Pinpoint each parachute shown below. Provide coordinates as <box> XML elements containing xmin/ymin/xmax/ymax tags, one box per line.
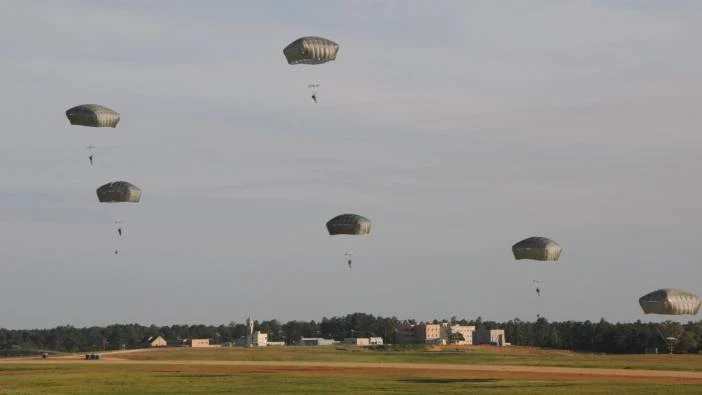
<box><xmin>66</xmin><ymin>104</ymin><xmax>120</xmax><ymax>128</ymax></box>
<box><xmin>96</xmin><ymin>181</ymin><xmax>141</xmax><ymax>203</ymax></box>
<box><xmin>283</xmin><ymin>37</ymin><xmax>339</xmax><ymax>65</ymax></box>
<box><xmin>512</xmin><ymin>237</ymin><xmax>562</xmax><ymax>261</ymax></box>
<box><xmin>512</xmin><ymin>237</ymin><xmax>561</xmax><ymax>319</ymax></box>
<box><xmin>639</xmin><ymin>288</ymin><xmax>701</xmax><ymax>315</ymax></box>
<box><xmin>326</xmin><ymin>214</ymin><xmax>370</xmax><ymax>269</ymax></box>
<box><xmin>96</xmin><ymin>182</ymin><xmax>140</xmax><ymax>255</ymax></box>
<box><xmin>326</xmin><ymin>214</ymin><xmax>371</xmax><ymax>236</ymax></box>
<box><xmin>638</xmin><ymin>288</ymin><xmax>700</xmax><ymax>354</ymax></box>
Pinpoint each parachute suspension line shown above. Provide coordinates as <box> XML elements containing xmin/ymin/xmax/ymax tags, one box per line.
<box><xmin>653</xmin><ymin>326</ymin><xmax>677</xmax><ymax>355</ymax></box>
<box><xmin>533</xmin><ymin>280</ymin><xmax>543</xmax><ymax>320</ymax></box>
<box><xmin>653</xmin><ymin>326</ymin><xmax>668</xmax><ymax>349</ymax></box>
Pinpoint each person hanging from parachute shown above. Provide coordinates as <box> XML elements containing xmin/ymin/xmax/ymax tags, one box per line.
<box><xmin>326</xmin><ymin>214</ymin><xmax>370</xmax><ymax>270</ymax></box>
<box><xmin>96</xmin><ymin>181</ymin><xmax>141</xmax><ymax>255</ymax></box>
<box><xmin>115</xmin><ymin>220</ymin><xmax>124</xmax><ymax>237</ymax></box>
<box><xmin>309</xmin><ymin>84</ymin><xmax>320</xmax><ymax>104</ymax></box>
<box><xmin>513</xmin><ymin>238</ymin><xmax>561</xmax><ymax>319</ymax></box>
<box><xmin>639</xmin><ymin>288</ymin><xmax>701</xmax><ymax>354</ymax></box>
<box><xmin>87</xmin><ymin>145</ymin><xmax>96</xmax><ymax>167</ymax></box>
<box><xmin>533</xmin><ymin>280</ymin><xmax>542</xmax><ymax>297</ymax></box>
<box><xmin>66</xmin><ymin>104</ymin><xmax>120</xmax><ymax>166</ymax></box>
<box><xmin>283</xmin><ymin>37</ymin><xmax>338</xmax><ymax>102</ymax></box>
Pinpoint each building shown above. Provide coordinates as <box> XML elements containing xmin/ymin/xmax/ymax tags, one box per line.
<box><xmin>449</xmin><ymin>325</ymin><xmax>476</xmax><ymax>345</ymax></box>
<box><xmin>234</xmin><ymin>317</ymin><xmax>269</xmax><ymax>347</ymax></box>
<box><xmin>395</xmin><ymin>320</ymin><xmax>508</xmax><ymax>346</ymax></box>
<box><xmin>343</xmin><ymin>338</ymin><xmax>370</xmax><ymax>346</ymax></box>
<box><xmin>395</xmin><ymin>322</ymin><xmax>417</xmax><ymax>344</ymax></box>
<box><xmin>139</xmin><ymin>336</ymin><xmax>167</xmax><ymax>348</ymax></box>
<box><xmin>415</xmin><ymin>323</ymin><xmax>444</xmax><ymax>344</ymax></box>
<box><xmin>167</xmin><ymin>339</ymin><xmax>187</xmax><ymax>347</ymax></box>
<box><xmin>252</xmin><ymin>331</ymin><xmax>268</xmax><ymax>347</ymax></box>
<box><xmin>475</xmin><ymin>328</ymin><xmax>506</xmax><ymax>346</ymax></box>
<box><xmin>298</xmin><ymin>337</ymin><xmax>336</xmax><ymax>346</ymax></box>
<box><xmin>395</xmin><ymin>321</ymin><xmax>485</xmax><ymax>346</ymax></box>
<box><xmin>187</xmin><ymin>339</ymin><xmax>211</xmax><ymax>348</ymax></box>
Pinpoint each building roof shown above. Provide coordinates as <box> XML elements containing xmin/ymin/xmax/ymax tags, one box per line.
<box><xmin>139</xmin><ymin>335</ymin><xmax>164</xmax><ymax>343</ymax></box>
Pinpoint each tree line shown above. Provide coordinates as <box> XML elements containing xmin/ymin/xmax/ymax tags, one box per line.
<box><xmin>1</xmin><ymin>313</ymin><xmax>700</xmax><ymax>354</ymax></box>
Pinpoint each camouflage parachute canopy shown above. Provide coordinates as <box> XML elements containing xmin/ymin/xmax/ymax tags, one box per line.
<box><xmin>512</xmin><ymin>237</ymin><xmax>562</xmax><ymax>261</ymax></box>
<box><xmin>284</xmin><ymin>36</ymin><xmax>339</xmax><ymax>65</ymax></box>
<box><xmin>639</xmin><ymin>288</ymin><xmax>701</xmax><ymax>315</ymax></box>
<box><xmin>326</xmin><ymin>214</ymin><xmax>371</xmax><ymax>236</ymax></box>
<box><xmin>96</xmin><ymin>181</ymin><xmax>141</xmax><ymax>203</ymax></box>
<box><xmin>66</xmin><ymin>104</ymin><xmax>120</xmax><ymax>128</ymax></box>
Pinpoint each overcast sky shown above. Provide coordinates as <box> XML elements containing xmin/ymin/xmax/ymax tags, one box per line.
<box><xmin>1</xmin><ymin>1</ymin><xmax>701</xmax><ymax>329</ymax></box>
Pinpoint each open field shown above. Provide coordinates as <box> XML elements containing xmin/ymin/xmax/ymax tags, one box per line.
<box><xmin>116</xmin><ymin>345</ymin><xmax>702</xmax><ymax>372</ymax></box>
<box><xmin>3</xmin><ymin>346</ymin><xmax>702</xmax><ymax>393</ymax></box>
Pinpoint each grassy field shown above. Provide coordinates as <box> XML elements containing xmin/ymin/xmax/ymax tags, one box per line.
<box><xmin>2</xmin><ymin>346</ymin><xmax>702</xmax><ymax>393</ymax></box>
<box><xmin>119</xmin><ymin>345</ymin><xmax>702</xmax><ymax>372</ymax></box>
<box><xmin>1</xmin><ymin>363</ymin><xmax>701</xmax><ymax>394</ymax></box>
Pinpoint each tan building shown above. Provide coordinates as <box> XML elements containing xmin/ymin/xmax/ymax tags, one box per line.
<box><xmin>187</xmin><ymin>339</ymin><xmax>210</xmax><ymax>348</ymax></box>
<box><xmin>449</xmin><ymin>325</ymin><xmax>476</xmax><ymax>345</ymax></box>
<box><xmin>475</xmin><ymin>328</ymin><xmax>506</xmax><ymax>346</ymax></box>
<box><xmin>140</xmin><ymin>336</ymin><xmax>167</xmax><ymax>348</ymax></box>
<box><xmin>397</xmin><ymin>321</ymin><xmax>499</xmax><ymax>346</ymax></box>
<box><xmin>415</xmin><ymin>323</ymin><xmax>443</xmax><ymax>343</ymax></box>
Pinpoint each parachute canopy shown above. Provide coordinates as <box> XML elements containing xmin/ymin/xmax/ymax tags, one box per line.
<box><xmin>512</xmin><ymin>237</ymin><xmax>562</xmax><ymax>261</ymax></box>
<box><xmin>326</xmin><ymin>214</ymin><xmax>371</xmax><ymax>236</ymax></box>
<box><xmin>96</xmin><ymin>181</ymin><xmax>142</xmax><ymax>203</ymax></box>
<box><xmin>639</xmin><ymin>288</ymin><xmax>701</xmax><ymax>315</ymax></box>
<box><xmin>284</xmin><ymin>37</ymin><xmax>339</xmax><ymax>65</ymax></box>
<box><xmin>66</xmin><ymin>104</ymin><xmax>120</xmax><ymax>128</ymax></box>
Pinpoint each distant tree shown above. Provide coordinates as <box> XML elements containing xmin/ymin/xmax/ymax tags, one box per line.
<box><xmin>449</xmin><ymin>332</ymin><xmax>465</xmax><ymax>344</ymax></box>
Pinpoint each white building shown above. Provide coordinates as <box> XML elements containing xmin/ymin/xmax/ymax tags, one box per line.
<box><xmin>252</xmin><ymin>331</ymin><xmax>268</xmax><ymax>347</ymax></box>
<box><xmin>234</xmin><ymin>317</ymin><xmax>269</xmax><ymax>347</ymax></box>
<box><xmin>475</xmin><ymin>328</ymin><xmax>507</xmax><ymax>346</ymax></box>
<box><xmin>298</xmin><ymin>337</ymin><xmax>336</xmax><ymax>346</ymax></box>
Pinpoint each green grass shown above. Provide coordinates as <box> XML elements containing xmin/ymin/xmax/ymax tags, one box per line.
<box><xmin>0</xmin><ymin>363</ymin><xmax>700</xmax><ymax>394</ymax></box>
<box><xmin>3</xmin><ymin>347</ymin><xmax>702</xmax><ymax>393</ymax></box>
<box><xmin>120</xmin><ymin>346</ymin><xmax>702</xmax><ymax>372</ymax></box>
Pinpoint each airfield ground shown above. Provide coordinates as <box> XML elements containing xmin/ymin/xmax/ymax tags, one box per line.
<box><xmin>2</xmin><ymin>345</ymin><xmax>702</xmax><ymax>393</ymax></box>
